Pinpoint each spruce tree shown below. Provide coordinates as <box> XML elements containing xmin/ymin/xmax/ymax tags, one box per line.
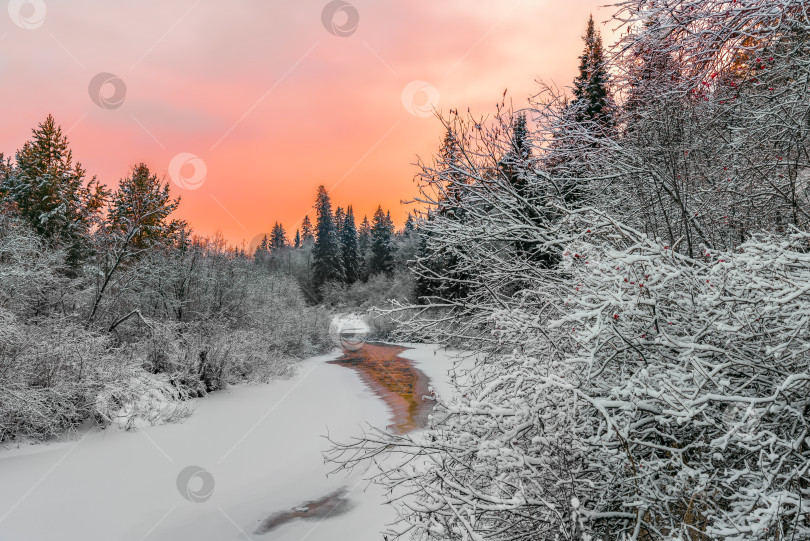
<box><xmin>572</xmin><ymin>15</ymin><xmax>613</xmax><ymax>131</ymax></box>
<box><xmin>403</xmin><ymin>213</ymin><xmax>416</xmax><ymax>234</ymax></box>
<box><xmin>424</xmin><ymin>128</ymin><xmax>472</xmax><ymax>296</ymax></box>
<box><xmin>499</xmin><ymin>114</ymin><xmax>533</xmax><ymax>196</ymax></box>
<box><xmin>546</xmin><ymin>16</ymin><xmax>614</xmax><ymax>208</ymax></box>
<box><xmin>333</xmin><ymin>206</ymin><xmax>345</xmax><ymax>264</ymax></box>
<box><xmin>334</xmin><ymin>206</ymin><xmax>345</xmax><ymax>234</ymax></box>
<box><xmin>439</xmin><ymin>127</ymin><xmax>465</xmax><ymax>216</ymax></box>
<box><xmin>294</xmin><ymin>229</ymin><xmax>301</xmax><ymax>248</ymax></box>
<box><xmin>358</xmin><ymin>215</ymin><xmax>371</xmax><ymax>254</ymax></box>
<box><xmin>357</xmin><ymin>215</ymin><xmax>372</xmax><ymax>280</ymax></box>
<box><xmin>369</xmin><ymin>206</ymin><xmax>394</xmax><ymax>275</ymax></box>
<box><xmin>341</xmin><ymin>205</ymin><xmax>360</xmax><ymax>284</ymax></box>
<box><xmin>300</xmin><ymin>215</ymin><xmax>314</xmax><ymax>244</ymax></box>
<box><xmin>108</xmin><ymin>163</ymin><xmax>183</xmax><ymax>251</ymax></box>
<box><xmin>312</xmin><ymin>185</ymin><xmax>343</xmax><ymax>289</ymax></box>
<box><xmin>497</xmin><ymin>115</ymin><xmax>557</xmax><ymax>266</ymax></box>
<box><xmin>1</xmin><ymin>115</ymin><xmax>107</xmax><ymax>265</ymax></box>
<box><xmin>385</xmin><ymin>211</ymin><xmax>395</xmax><ymax>243</ymax></box>
<box><xmin>270</xmin><ymin>222</ymin><xmax>287</xmax><ymax>249</ymax></box>
<box><xmin>254</xmin><ymin>235</ymin><xmax>270</xmax><ymax>262</ymax></box>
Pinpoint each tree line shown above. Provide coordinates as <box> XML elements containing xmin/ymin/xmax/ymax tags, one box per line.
<box><xmin>251</xmin><ymin>184</ymin><xmax>418</xmax><ymax>303</ymax></box>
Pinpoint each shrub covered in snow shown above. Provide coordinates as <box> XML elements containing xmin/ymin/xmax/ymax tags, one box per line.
<box><xmin>334</xmin><ymin>215</ymin><xmax>810</xmax><ymax>540</ymax></box>
<box><xmin>0</xmin><ymin>208</ymin><xmax>331</xmax><ymax>443</ymax></box>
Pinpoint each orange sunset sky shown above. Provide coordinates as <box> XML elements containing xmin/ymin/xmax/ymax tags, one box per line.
<box><xmin>1</xmin><ymin>0</ymin><xmax>618</xmax><ymax>246</ymax></box>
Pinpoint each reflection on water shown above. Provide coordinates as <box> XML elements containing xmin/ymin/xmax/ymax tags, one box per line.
<box><xmin>329</xmin><ymin>343</ymin><xmax>434</xmax><ymax>434</ymax></box>
<box><xmin>253</xmin><ymin>487</ymin><xmax>353</xmax><ymax>535</ymax></box>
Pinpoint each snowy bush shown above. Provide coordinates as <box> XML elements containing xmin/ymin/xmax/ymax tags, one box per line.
<box><xmin>551</xmin><ymin>217</ymin><xmax>810</xmax><ymax>539</ymax></box>
<box><xmin>94</xmin><ymin>372</ymin><xmax>192</xmax><ymax>430</ymax></box>
<box><xmin>0</xmin><ymin>309</ymin><xmax>191</xmax><ymax>441</ymax></box>
<box><xmin>0</xmin><ymin>205</ymin><xmax>332</xmax><ymax>442</ymax></box>
<box><xmin>334</xmin><ymin>215</ymin><xmax>810</xmax><ymax>540</ymax></box>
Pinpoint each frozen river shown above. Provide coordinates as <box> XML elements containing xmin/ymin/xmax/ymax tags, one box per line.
<box><xmin>0</xmin><ymin>343</ymin><xmax>460</xmax><ymax>541</ymax></box>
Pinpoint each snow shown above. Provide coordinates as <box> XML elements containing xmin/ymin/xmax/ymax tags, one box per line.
<box><xmin>395</xmin><ymin>342</ymin><xmax>475</xmax><ymax>401</ymax></box>
<box><xmin>0</xmin><ymin>344</ymin><xmax>462</xmax><ymax>541</ymax></box>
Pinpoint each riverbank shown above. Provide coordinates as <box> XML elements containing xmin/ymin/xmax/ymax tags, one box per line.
<box><xmin>0</xmin><ymin>344</ymin><xmax>462</xmax><ymax>541</ymax></box>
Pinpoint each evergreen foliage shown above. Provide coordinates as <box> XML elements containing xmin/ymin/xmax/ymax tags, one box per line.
<box><xmin>108</xmin><ymin>163</ymin><xmax>184</xmax><ymax>251</ymax></box>
<box><xmin>300</xmin><ymin>215</ymin><xmax>314</xmax><ymax>244</ymax></box>
<box><xmin>312</xmin><ymin>185</ymin><xmax>344</xmax><ymax>289</ymax></box>
<box><xmin>0</xmin><ymin>115</ymin><xmax>107</xmax><ymax>266</ymax></box>
<box><xmin>571</xmin><ymin>15</ymin><xmax>613</xmax><ymax>131</ymax></box>
<box><xmin>369</xmin><ymin>206</ymin><xmax>395</xmax><ymax>275</ymax></box>
<box><xmin>270</xmin><ymin>222</ymin><xmax>287</xmax><ymax>250</ymax></box>
<box><xmin>341</xmin><ymin>205</ymin><xmax>360</xmax><ymax>284</ymax></box>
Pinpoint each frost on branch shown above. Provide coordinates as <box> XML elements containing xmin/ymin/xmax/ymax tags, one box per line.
<box><xmin>554</xmin><ymin>217</ymin><xmax>810</xmax><ymax>539</ymax></box>
<box><xmin>335</xmin><ymin>214</ymin><xmax>810</xmax><ymax>541</ymax></box>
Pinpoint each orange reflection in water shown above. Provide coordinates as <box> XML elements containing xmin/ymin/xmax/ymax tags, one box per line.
<box><xmin>329</xmin><ymin>343</ymin><xmax>433</xmax><ymax>434</ymax></box>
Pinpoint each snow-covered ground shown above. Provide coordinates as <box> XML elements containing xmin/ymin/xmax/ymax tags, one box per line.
<box><xmin>0</xmin><ymin>344</ymin><xmax>463</xmax><ymax>541</ymax></box>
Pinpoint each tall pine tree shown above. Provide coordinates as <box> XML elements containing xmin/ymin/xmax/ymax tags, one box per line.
<box><xmin>334</xmin><ymin>206</ymin><xmax>345</xmax><ymax>235</ymax></box>
<box><xmin>571</xmin><ymin>15</ymin><xmax>613</xmax><ymax>131</ymax></box>
<box><xmin>255</xmin><ymin>235</ymin><xmax>270</xmax><ymax>261</ymax></box>
<box><xmin>312</xmin><ymin>185</ymin><xmax>343</xmax><ymax>289</ymax></box>
<box><xmin>270</xmin><ymin>222</ymin><xmax>287</xmax><ymax>249</ymax></box>
<box><xmin>357</xmin><ymin>215</ymin><xmax>372</xmax><ymax>280</ymax></box>
<box><xmin>301</xmin><ymin>215</ymin><xmax>315</xmax><ymax>245</ymax></box>
<box><xmin>403</xmin><ymin>213</ymin><xmax>416</xmax><ymax>234</ymax></box>
<box><xmin>341</xmin><ymin>205</ymin><xmax>360</xmax><ymax>284</ymax></box>
<box><xmin>369</xmin><ymin>206</ymin><xmax>395</xmax><ymax>275</ymax></box>
<box><xmin>439</xmin><ymin>127</ymin><xmax>465</xmax><ymax>217</ymax></box>
<box><xmin>1</xmin><ymin>115</ymin><xmax>107</xmax><ymax>265</ymax></box>
<box><xmin>358</xmin><ymin>215</ymin><xmax>371</xmax><ymax>254</ymax></box>
<box><xmin>499</xmin><ymin>114</ymin><xmax>532</xmax><ymax>193</ymax></box>
<box><xmin>108</xmin><ymin>163</ymin><xmax>183</xmax><ymax>251</ymax></box>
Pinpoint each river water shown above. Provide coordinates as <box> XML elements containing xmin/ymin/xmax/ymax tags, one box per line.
<box><xmin>329</xmin><ymin>343</ymin><xmax>434</xmax><ymax>434</ymax></box>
